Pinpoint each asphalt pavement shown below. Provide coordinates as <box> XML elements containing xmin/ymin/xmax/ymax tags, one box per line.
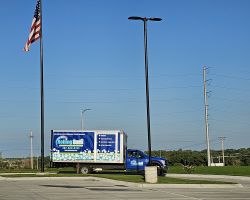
<box><xmin>0</xmin><ymin>175</ymin><xmax>249</xmax><ymax>200</ymax></box>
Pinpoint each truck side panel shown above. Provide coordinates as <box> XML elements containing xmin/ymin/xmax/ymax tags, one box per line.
<box><xmin>51</xmin><ymin>131</ymin><xmax>95</xmax><ymax>162</ymax></box>
<box><xmin>51</xmin><ymin>130</ymin><xmax>126</xmax><ymax>164</ymax></box>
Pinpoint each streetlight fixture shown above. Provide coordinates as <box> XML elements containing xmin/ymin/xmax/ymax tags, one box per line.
<box><xmin>81</xmin><ymin>108</ymin><xmax>91</xmax><ymax>130</ymax></box>
<box><xmin>128</xmin><ymin>16</ymin><xmax>162</xmax><ymax>166</ymax></box>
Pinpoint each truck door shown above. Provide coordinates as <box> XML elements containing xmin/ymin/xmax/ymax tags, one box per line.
<box><xmin>126</xmin><ymin>150</ymin><xmax>148</xmax><ymax>171</ymax></box>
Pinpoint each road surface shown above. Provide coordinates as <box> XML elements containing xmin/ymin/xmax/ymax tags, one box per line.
<box><xmin>0</xmin><ymin>176</ymin><xmax>249</xmax><ymax>200</ymax></box>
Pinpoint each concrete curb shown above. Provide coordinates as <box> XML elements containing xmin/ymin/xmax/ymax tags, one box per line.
<box><xmin>0</xmin><ymin>174</ymin><xmax>244</xmax><ymax>188</ymax></box>
<box><xmin>93</xmin><ymin>176</ymin><xmax>242</xmax><ymax>189</ymax></box>
<box><xmin>167</xmin><ymin>173</ymin><xmax>250</xmax><ymax>181</ymax></box>
<box><xmin>0</xmin><ymin>177</ymin><xmax>7</xmax><ymax>181</ymax></box>
<box><xmin>0</xmin><ymin>176</ymin><xmax>98</xmax><ymax>181</ymax></box>
<box><xmin>138</xmin><ymin>183</ymin><xmax>243</xmax><ymax>188</ymax></box>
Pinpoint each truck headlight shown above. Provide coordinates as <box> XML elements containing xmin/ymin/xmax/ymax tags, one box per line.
<box><xmin>160</xmin><ymin>160</ymin><xmax>165</xmax><ymax>166</ymax></box>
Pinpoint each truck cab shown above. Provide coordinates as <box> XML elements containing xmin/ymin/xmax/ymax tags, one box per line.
<box><xmin>126</xmin><ymin>149</ymin><xmax>168</xmax><ymax>176</ymax></box>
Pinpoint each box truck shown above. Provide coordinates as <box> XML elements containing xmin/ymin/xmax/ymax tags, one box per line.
<box><xmin>51</xmin><ymin>130</ymin><xmax>168</xmax><ymax>175</ymax></box>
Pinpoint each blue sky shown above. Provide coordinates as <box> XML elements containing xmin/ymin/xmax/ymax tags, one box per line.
<box><xmin>0</xmin><ymin>0</ymin><xmax>250</xmax><ymax>157</ymax></box>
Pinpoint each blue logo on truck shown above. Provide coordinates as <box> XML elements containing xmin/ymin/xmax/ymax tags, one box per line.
<box><xmin>55</xmin><ymin>136</ymin><xmax>84</xmax><ymax>147</ymax></box>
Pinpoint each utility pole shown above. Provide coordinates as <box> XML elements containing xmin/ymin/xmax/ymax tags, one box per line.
<box><xmin>219</xmin><ymin>136</ymin><xmax>226</xmax><ymax>165</ymax></box>
<box><xmin>203</xmin><ymin>66</ymin><xmax>211</xmax><ymax>166</ymax></box>
<box><xmin>30</xmin><ymin>131</ymin><xmax>34</xmax><ymax>169</ymax></box>
<box><xmin>37</xmin><ymin>156</ymin><xmax>39</xmax><ymax>170</ymax></box>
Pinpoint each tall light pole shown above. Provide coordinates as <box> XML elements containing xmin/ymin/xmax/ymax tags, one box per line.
<box><xmin>128</xmin><ymin>16</ymin><xmax>162</xmax><ymax>166</ymax></box>
<box><xmin>81</xmin><ymin>108</ymin><xmax>91</xmax><ymax>130</ymax></box>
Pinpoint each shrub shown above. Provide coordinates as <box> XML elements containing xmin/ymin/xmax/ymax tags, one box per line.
<box><xmin>183</xmin><ymin>165</ymin><xmax>195</xmax><ymax>174</ymax></box>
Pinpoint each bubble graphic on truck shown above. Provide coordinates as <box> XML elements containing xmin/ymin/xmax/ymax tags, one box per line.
<box><xmin>55</xmin><ymin>136</ymin><xmax>68</xmax><ymax>148</ymax></box>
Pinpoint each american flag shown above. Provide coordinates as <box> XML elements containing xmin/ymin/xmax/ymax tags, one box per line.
<box><xmin>24</xmin><ymin>0</ymin><xmax>41</xmax><ymax>51</ymax></box>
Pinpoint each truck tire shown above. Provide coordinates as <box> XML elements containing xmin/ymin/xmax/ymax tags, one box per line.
<box><xmin>80</xmin><ymin>166</ymin><xmax>91</xmax><ymax>174</ymax></box>
<box><xmin>152</xmin><ymin>163</ymin><xmax>164</xmax><ymax>176</ymax></box>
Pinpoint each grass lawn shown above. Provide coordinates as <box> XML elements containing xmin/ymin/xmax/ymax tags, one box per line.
<box><xmin>1</xmin><ymin>166</ymin><xmax>249</xmax><ymax>177</ymax></box>
<box><xmin>168</xmin><ymin>166</ymin><xmax>250</xmax><ymax>176</ymax></box>
<box><xmin>0</xmin><ymin>169</ymin><xmax>39</xmax><ymax>173</ymax></box>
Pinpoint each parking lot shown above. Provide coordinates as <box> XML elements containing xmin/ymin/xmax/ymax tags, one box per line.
<box><xmin>0</xmin><ymin>176</ymin><xmax>250</xmax><ymax>200</ymax></box>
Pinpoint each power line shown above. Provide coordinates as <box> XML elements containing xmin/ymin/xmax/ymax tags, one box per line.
<box><xmin>167</xmin><ymin>138</ymin><xmax>220</xmax><ymax>150</ymax></box>
<box><xmin>212</xmin><ymin>97</ymin><xmax>250</xmax><ymax>104</ymax></box>
<box><xmin>210</xmin><ymin>118</ymin><xmax>250</xmax><ymax>126</ymax></box>
<box><xmin>0</xmin><ymin>85</ymin><xmax>203</xmax><ymax>91</ymax></box>
<box><xmin>45</xmin><ymin>72</ymin><xmax>202</xmax><ymax>79</ymax></box>
<box><xmin>0</xmin><ymin>97</ymin><xmax>203</xmax><ymax>104</ymax></box>
<box><xmin>211</xmin><ymin>73</ymin><xmax>250</xmax><ymax>81</ymax></box>
<box><xmin>212</xmin><ymin>85</ymin><xmax>250</xmax><ymax>92</ymax></box>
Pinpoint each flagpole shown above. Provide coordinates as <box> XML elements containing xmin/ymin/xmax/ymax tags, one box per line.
<box><xmin>40</xmin><ymin>0</ymin><xmax>45</xmax><ymax>173</ymax></box>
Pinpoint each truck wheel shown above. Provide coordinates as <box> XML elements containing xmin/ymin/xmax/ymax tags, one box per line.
<box><xmin>152</xmin><ymin>163</ymin><xmax>164</xmax><ymax>176</ymax></box>
<box><xmin>80</xmin><ymin>166</ymin><xmax>90</xmax><ymax>174</ymax></box>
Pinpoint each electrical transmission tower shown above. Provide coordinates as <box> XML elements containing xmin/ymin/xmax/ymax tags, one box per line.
<box><xmin>203</xmin><ymin>66</ymin><xmax>211</xmax><ymax>166</ymax></box>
